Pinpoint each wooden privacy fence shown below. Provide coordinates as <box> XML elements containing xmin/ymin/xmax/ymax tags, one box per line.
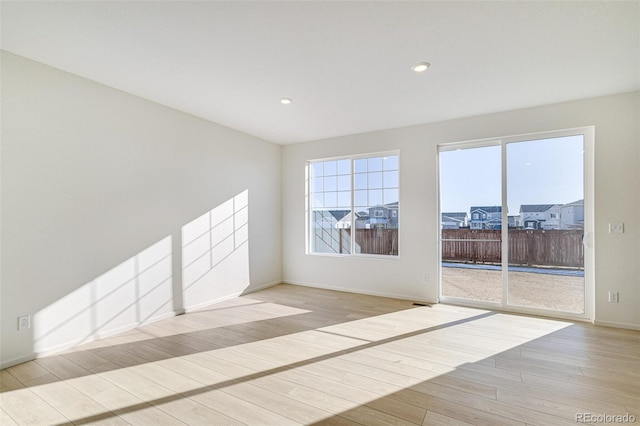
<box><xmin>354</xmin><ymin>228</ymin><xmax>398</xmax><ymax>255</ymax></box>
<box><xmin>319</xmin><ymin>229</ymin><xmax>398</xmax><ymax>255</ymax></box>
<box><xmin>313</xmin><ymin>228</ymin><xmax>398</xmax><ymax>255</ymax></box>
<box><xmin>441</xmin><ymin>229</ymin><xmax>584</xmax><ymax>267</ymax></box>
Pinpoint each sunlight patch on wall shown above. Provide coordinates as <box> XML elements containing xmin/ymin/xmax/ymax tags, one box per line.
<box><xmin>33</xmin><ymin>236</ymin><xmax>173</xmax><ymax>354</ymax></box>
<box><xmin>182</xmin><ymin>190</ymin><xmax>250</xmax><ymax>310</ymax></box>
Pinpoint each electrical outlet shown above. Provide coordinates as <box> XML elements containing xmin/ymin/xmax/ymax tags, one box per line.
<box><xmin>609</xmin><ymin>223</ymin><xmax>624</xmax><ymax>234</ymax></box>
<box><xmin>18</xmin><ymin>315</ymin><xmax>31</xmax><ymax>330</ymax></box>
<box><xmin>423</xmin><ymin>274</ymin><xmax>429</xmax><ymax>283</ymax></box>
<box><xmin>608</xmin><ymin>292</ymin><xmax>619</xmax><ymax>303</ymax></box>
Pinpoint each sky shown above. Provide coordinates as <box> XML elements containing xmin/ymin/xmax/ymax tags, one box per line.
<box><xmin>440</xmin><ymin>135</ymin><xmax>584</xmax><ymax>215</ymax></box>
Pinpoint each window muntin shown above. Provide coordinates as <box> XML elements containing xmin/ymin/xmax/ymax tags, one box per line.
<box><xmin>309</xmin><ymin>152</ymin><xmax>399</xmax><ymax>256</ymax></box>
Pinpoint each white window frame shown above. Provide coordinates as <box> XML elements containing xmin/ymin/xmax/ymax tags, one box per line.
<box><xmin>306</xmin><ymin>150</ymin><xmax>400</xmax><ymax>258</ymax></box>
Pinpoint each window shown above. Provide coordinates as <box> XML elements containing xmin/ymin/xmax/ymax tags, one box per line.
<box><xmin>308</xmin><ymin>152</ymin><xmax>399</xmax><ymax>256</ymax></box>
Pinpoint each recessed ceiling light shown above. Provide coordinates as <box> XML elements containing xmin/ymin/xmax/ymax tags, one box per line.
<box><xmin>412</xmin><ymin>62</ymin><xmax>431</xmax><ymax>73</ymax></box>
<box><xmin>280</xmin><ymin>98</ymin><xmax>292</xmax><ymax>105</ymax></box>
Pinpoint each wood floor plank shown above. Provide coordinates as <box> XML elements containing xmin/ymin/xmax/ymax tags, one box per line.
<box><xmin>28</xmin><ymin>379</ymin><xmax>115</xmax><ymax>423</ymax></box>
<box><xmin>423</xmin><ymin>410</ymin><xmax>474</xmax><ymax>426</ymax></box>
<box><xmin>4</xmin><ymin>361</ymin><xmax>50</xmax><ymax>384</ymax></box>
<box><xmin>0</xmin><ymin>388</ymin><xmax>67</xmax><ymax>425</ymax></box>
<box><xmin>0</xmin><ymin>407</ymin><xmax>19</xmax><ymax>426</ymax></box>
<box><xmin>414</xmin><ymin>394</ymin><xmax>526</xmax><ymax>426</ymax></box>
<box><xmin>64</xmin><ymin>373</ymin><xmax>185</xmax><ymax>425</ymax></box>
<box><xmin>190</xmin><ymin>387</ymin><xmax>301</xmax><ymax>426</ymax></box>
<box><xmin>275</xmin><ymin>365</ymin><xmax>427</xmax><ymax>423</ymax></box>
<box><xmin>0</xmin><ymin>370</ymin><xmax>25</xmax><ymax>392</ymax></box>
<box><xmin>222</xmin><ymin>381</ymin><xmax>336</xmax><ymax>425</ymax></box>
<box><xmin>254</xmin><ymin>373</ymin><xmax>427</xmax><ymax>425</ymax></box>
<box><xmin>445</xmin><ymin>365</ymin><xmax>631</xmax><ymax>415</ymax></box>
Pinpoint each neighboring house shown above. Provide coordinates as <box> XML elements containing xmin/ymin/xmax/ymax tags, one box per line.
<box><xmin>334</xmin><ymin>203</ymin><xmax>398</xmax><ymax>229</ymax></box>
<box><xmin>441</xmin><ymin>212</ymin><xmax>469</xmax><ymax>229</ymax></box>
<box><xmin>469</xmin><ymin>206</ymin><xmax>502</xmax><ymax>229</ymax></box>
<box><xmin>335</xmin><ymin>211</ymin><xmax>371</xmax><ymax>229</ymax></box>
<box><xmin>367</xmin><ymin>202</ymin><xmax>399</xmax><ymax>229</ymax></box>
<box><xmin>508</xmin><ymin>215</ymin><xmax>519</xmax><ymax>228</ymax></box>
<box><xmin>560</xmin><ymin>199</ymin><xmax>584</xmax><ymax>229</ymax></box>
<box><xmin>519</xmin><ymin>204</ymin><xmax>561</xmax><ymax>229</ymax></box>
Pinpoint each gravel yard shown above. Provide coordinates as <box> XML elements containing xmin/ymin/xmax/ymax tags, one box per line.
<box><xmin>442</xmin><ymin>266</ymin><xmax>585</xmax><ymax>313</ymax></box>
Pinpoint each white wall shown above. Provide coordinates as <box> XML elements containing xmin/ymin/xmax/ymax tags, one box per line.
<box><xmin>1</xmin><ymin>52</ymin><xmax>282</xmax><ymax>367</ymax></box>
<box><xmin>282</xmin><ymin>91</ymin><xmax>640</xmax><ymax>329</ymax></box>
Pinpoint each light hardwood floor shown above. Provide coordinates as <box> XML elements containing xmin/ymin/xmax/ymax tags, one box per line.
<box><xmin>1</xmin><ymin>284</ymin><xmax>639</xmax><ymax>425</ymax></box>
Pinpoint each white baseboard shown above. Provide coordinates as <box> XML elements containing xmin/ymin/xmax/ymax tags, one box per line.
<box><xmin>184</xmin><ymin>281</ymin><xmax>283</xmax><ymax>313</ymax></box>
<box><xmin>1</xmin><ymin>354</ymin><xmax>37</xmax><ymax>370</ymax></box>
<box><xmin>183</xmin><ymin>292</ymin><xmax>244</xmax><ymax>313</ymax></box>
<box><xmin>594</xmin><ymin>320</ymin><xmax>640</xmax><ymax>331</ymax></box>
<box><xmin>284</xmin><ymin>279</ymin><xmax>437</xmax><ymax>304</ymax></box>
<box><xmin>0</xmin><ymin>309</ymin><xmax>181</xmax><ymax>370</ymax></box>
<box><xmin>241</xmin><ymin>280</ymin><xmax>282</xmax><ymax>295</ymax></box>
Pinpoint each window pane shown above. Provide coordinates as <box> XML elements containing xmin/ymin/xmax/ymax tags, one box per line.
<box><xmin>311</xmin><ymin>177</ymin><xmax>324</xmax><ymax>192</ymax></box>
<box><xmin>368</xmin><ymin>189</ymin><xmax>383</xmax><ymax>206</ymax></box>
<box><xmin>368</xmin><ymin>172</ymin><xmax>383</xmax><ymax>189</ymax></box>
<box><xmin>338</xmin><ymin>191</ymin><xmax>351</xmax><ymax>208</ymax></box>
<box><xmin>311</xmin><ymin>210</ymin><xmax>348</xmax><ymax>254</ymax></box>
<box><xmin>311</xmin><ymin>162</ymin><xmax>324</xmax><ymax>177</ymax></box>
<box><xmin>354</xmin><ymin>155</ymin><xmax>399</xmax><ymax>256</ymax></box>
<box><xmin>383</xmin><ymin>155</ymin><xmax>399</xmax><ymax>170</ymax></box>
<box><xmin>383</xmin><ymin>188</ymin><xmax>398</xmax><ymax>204</ymax></box>
<box><xmin>383</xmin><ymin>170</ymin><xmax>398</xmax><ymax>187</ymax></box>
<box><xmin>324</xmin><ymin>192</ymin><xmax>338</xmax><ymax>208</ymax></box>
<box><xmin>440</xmin><ymin>145</ymin><xmax>501</xmax><ymax>302</ymax></box>
<box><xmin>354</xmin><ymin>173</ymin><xmax>368</xmax><ymax>190</ymax></box>
<box><xmin>312</xmin><ymin>194</ymin><xmax>323</xmax><ymax>208</ymax></box>
<box><xmin>337</xmin><ymin>159</ymin><xmax>351</xmax><ymax>175</ymax></box>
<box><xmin>354</xmin><ymin>158</ymin><xmax>367</xmax><ymax>173</ymax></box>
<box><xmin>338</xmin><ymin>175</ymin><xmax>351</xmax><ymax>191</ymax></box>
<box><xmin>354</xmin><ymin>190</ymin><xmax>367</xmax><ymax>206</ymax></box>
<box><xmin>368</xmin><ymin>157</ymin><xmax>383</xmax><ymax>172</ymax></box>
<box><xmin>324</xmin><ymin>161</ymin><xmax>337</xmax><ymax>175</ymax></box>
<box><xmin>324</xmin><ymin>176</ymin><xmax>337</xmax><ymax>192</ymax></box>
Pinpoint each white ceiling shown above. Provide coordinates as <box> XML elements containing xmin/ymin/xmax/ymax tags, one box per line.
<box><xmin>2</xmin><ymin>1</ymin><xmax>639</xmax><ymax>144</ymax></box>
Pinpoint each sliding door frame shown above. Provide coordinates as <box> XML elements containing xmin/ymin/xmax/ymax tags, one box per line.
<box><xmin>437</xmin><ymin>126</ymin><xmax>595</xmax><ymax>322</ymax></box>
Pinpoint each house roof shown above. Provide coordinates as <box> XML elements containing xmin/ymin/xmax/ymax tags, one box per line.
<box><xmin>442</xmin><ymin>212</ymin><xmax>467</xmax><ymax>222</ymax></box>
<box><xmin>313</xmin><ymin>210</ymin><xmax>351</xmax><ymax>222</ymax></box>
<box><xmin>328</xmin><ymin>210</ymin><xmax>351</xmax><ymax>221</ymax></box>
<box><xmin>470</xmin><ymin>206</ymin><xmax>501</xmax><ymax>213</ymax></box>
<box><xmin>519</xmin><ymin>204</ymin><xmax>557</xmax><ymax>213</ymax></box>
<box><xmin>562</xmin><ymin>199</ymin><xmax>584</xmax><ymax>207</ymax></box>
<box><xmin>336</xmin><ymin>212</ymin><xmax>360</xmax><ymax>224</ymax></box>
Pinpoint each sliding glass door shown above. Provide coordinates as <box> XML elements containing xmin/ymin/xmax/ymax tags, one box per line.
<box><xmin>439</xmin><ymin>128</ymin><xmax>593</xmax><ymax>319</ymax></box>
<box><xmin>440</xmin><ymin>145</ymin><xmax>503</xmax><ymax>304</ymax></box>
<box><xmin>506</xmin><ymin>135</ymin><xmax>585</xmax><ymax>313</ymax></box>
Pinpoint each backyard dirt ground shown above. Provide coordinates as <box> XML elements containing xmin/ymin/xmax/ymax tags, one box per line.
<box><xmin>442</xmin><ymin>267</ymin><xmax>584</xmax><ymax>313</ymax></box>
